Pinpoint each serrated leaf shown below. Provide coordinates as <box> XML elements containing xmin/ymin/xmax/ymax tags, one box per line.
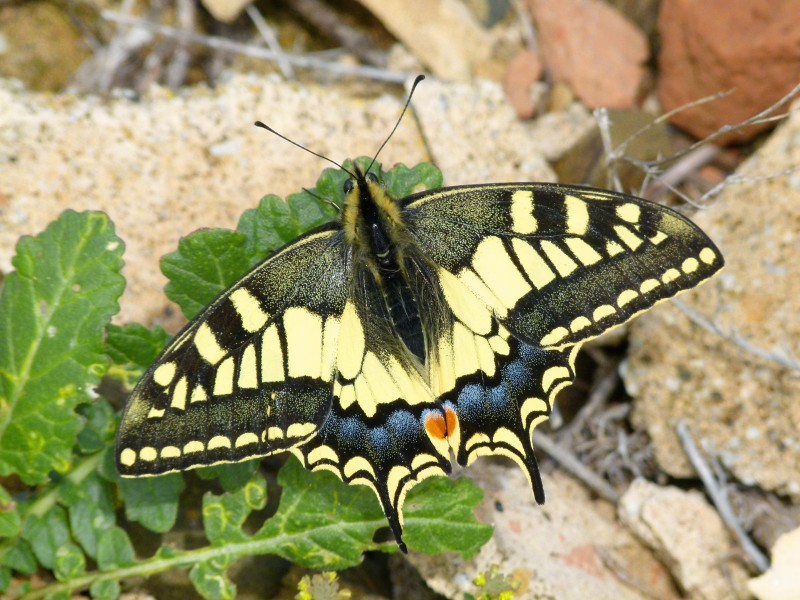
<box><xmin>53</xmin><ymin>541</ymin><xmax>86</xmax><ymax>581</ymax></box>
<box><xmin>190</xmin><ymin>558</ymin><xmax>236</xmax><ymax>600</ymax></box>
<box><xmin>236</xmin><ymin>195</ymin><xmax>296</xmax><ymax>262</ymax></box>
<box><xmin>384</xmin><ymin>162</ymin><xmax>442</xmax><ymax>199</ymax></box>
<box><xmin>62</xmin><ymin>471</ymin><xmax>116</xmax><ymax>558</ymax></box>
<box><xmin>105</xmin><ymin>323</ymin><xmax>169</xmax><ymax>369</ymax></box>
<box><xmin>0</xmin><ymin>566</ymin><xmax>10</xmax><ymax>593</ymax></box>
<box><xmin>2</xmin><ymin>538</ymin><xmax>37</xmax><ymax>574</ymax></box>
<box><xmin>118</xmin><ymin>473</ymin><xmax>184</xmax><ymax>533</ymax></box>
<box><xmin>253</xmin><ymin>457</ymin><xmax>385</xmax><ymax>569</ymax></box>
<box><xmin>401</xmin><ymin>476</ymin><xmax>493</xmax><ymax>557</ymax></box>
<box><xmin>0</xmin><ymin>210</ymin><xmax>125</xmax><ymax>484</ymax></box>
<box><xmin>96</xmin><ymin>526</ymin><xmax>134</xmax><ymax>571</ymax></box>
<box><xmin>76</xmin><ymin>399</ymin><xmax>118</xmax><ymax>453</ymax></box>
<box><xmin>196</xmin><ymin>459</ymin><xmax>259</xmax><ymax>492</ymax></box>
<box><xmin>90</xmin><ymin>578</ymin><xmax>120</xmax><ymax>600</ymax></box>
<box><xmin>0</xmin><ymin>485</ymin><xmax>20</xmax><ymax>537</ymax></box>
<box><xmin>202</xmin><ymin>473</ymin><xmax>266</xmax><ymax>545</ymax></box>
<box><xmin>22</xmin><ymin>505</ymin><xmax>70</xmax><ymax>569</ymax></box>
<box><xmin>161</xmin><ymin>229</ymin><xmax>250</xmax><ymax>320</ymax></box>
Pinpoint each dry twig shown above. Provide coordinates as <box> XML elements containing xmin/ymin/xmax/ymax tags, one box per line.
<box><xmin>532</xmin><ymin>430</ymin><xmax>619</xmax><ymax>503</ymax></box>
<box><xmin>673</xmin><ymin>299</ymin><xmax>800</xmax><ymax>375</ymax></box>
<box><xmin>246</xmin><ymin>5</ymin><xmax>294</xmax><ymax>79</ymax></box>
<box><xmin>676</xmin><ymin>421</ymin><xmax>770</xmax><ymax>572</ymax></box>
<box><xmin>101</xmin><ymin>11</ymin><xmax>410</xmax><ymax>83</ymax></box>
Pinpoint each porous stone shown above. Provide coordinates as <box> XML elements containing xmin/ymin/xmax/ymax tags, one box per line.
<box><xmin>658</xmin><ymin>0</ymin><xmax>800</xmax><ymax>143</ymax></box>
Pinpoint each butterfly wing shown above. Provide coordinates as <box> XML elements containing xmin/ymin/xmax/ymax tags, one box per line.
<box><xmin>116</xmin><ymin>226</ymin><xmax>349</xmax><ymax>475</ymax></box>
<box><xmin>403</xmin><ymin>182</ymin><xmax>724</xmax><ymax>498</ymax></box>
<box><xmin>290</xmin><ymin>266</ymin><xmax>452</xmax><ymax>552</ymax></box>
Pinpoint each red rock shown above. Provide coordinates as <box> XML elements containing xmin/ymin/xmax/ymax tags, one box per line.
<box><xmin>503</xmin><ymin>49</ymin><xmax>544</xmax><ymax>119</ymax></box>
<box><xmin>527</xmin><ymin>0</ymin><xmax>649</xmax><ymax>109</ymax></box>
<box><xmin>658</xmin><ymin>0</ymin><xmax>800</xmax><ymax>144</ymax></box>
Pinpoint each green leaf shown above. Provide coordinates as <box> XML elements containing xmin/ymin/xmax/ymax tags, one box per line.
<box><xmin>0</xmin><ymin>566</ymin><xmax>10</xmax><ymax>593</ymax></box>
<box><xmin>253</xmin><ymin>457</ymin><xmax>385</xmax><ymax>569</ymax></box>
<box><xmin>22</xmin><ymin>505</ymin><xmax>70</xmax><ymax>569</ymax></box>
<box><xmin>118</xmin><ymin>473</ymin><xmax>184</xmax><ymax>533</ymax></box>
<box><xmin>76</xmin><ymin>399</ymin><xmax>118</xmax><ymax>453</ymax></box>
<box><xmin>96</xmin><ymin>526</ymin><xmax>135</xmax><ymax>571</ymax></box>
<box><xmin>90</xmin><ymin>578</ymin><xmax>120</xmax><ymax>600</ymax></box>
<box><xmin>161</xmin><ymin>229</ymin><xmax>250</xmax><ymax>320</ymax></box>
<box><xmin>44</xmin><ymin>591</ymin><xmax>69</xmax><ymax>600</ymax></box>
<box><xmin>196</xmin><ymin>459</ymin><xmax>259</xmax><ymax>492</ymax></box>
<box><xmin>202</xmin><ymin>473</ymin><xmax>266</xmax><ymax>545</ymax></box>
<box><xmin>53</xmin><ymin>541</ymin><xmax>86</xmax><ymax>581</ymax></box>
<box><xmin>2</xmin><ymin>538</ymin><xmax>37</xmax><ymax>574</ymax></box>
<box><xmin>0</xmin><ymin>484</ymin><xmax>20</xmax><ymax>537</ymax></box>
<box><xmin>190</xmin><ymin>557</ymin><xmax>236</xmax><ymax>600</ymax></box>
<box><xmin>0</xmin><ymin>210</ymin><xmax>125</xmax><ymax>483</ymax></box>
<box><xmin>383</xmin><ymin>162</ymin><xmax>442</xmax><ymax>199</ymax></box>
<box><xmin>401</xmin><ymin>476</ymin><xmax>493</xmax><ymax>557</ymax></box>
<box><xmin>62</xmin><ymin>471</ymin><xmax>116</xmax><ymax>558</ymax></box>
<box><xmin>105</xmin><ymin>323</ymin><xmax>169</xmax><ymax>369</ymax></box>
<box><xmin>236</xmin><ymin>195</ymin><xmax>297</xmax><ymax>263</ymax></box>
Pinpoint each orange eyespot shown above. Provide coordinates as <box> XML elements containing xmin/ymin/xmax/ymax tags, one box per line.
<box><xmin>424</xmin><ymin>412</ymin><xmax>447</xmax><ymax>440</ymax></box>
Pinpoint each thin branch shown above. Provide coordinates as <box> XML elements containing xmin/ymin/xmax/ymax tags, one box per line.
<box><xmin>675</xmin><ymin>421</ymin><xmax>770</xmax><ymax>572</ymax></box>
<box><xmin>165</xmin><ymin>0</ymin><xmax>196</xmax><ymax>88</ymax></box>
<box><xmin>641</xmin><ymin>144</ymin><xmax>720</xmax><ymax>201</ymax></box>
<box><xmin>533</xmin><ymin>430</ymin><xmax>620</xmax><ymax>503</ymax></box>
<box><xmin>697</xmin><ymin>164</ymin><xmax>800</xmax><ymax>204</ymax></box>
<box><xmin>673</xmin><ymin>299</ymin><xmax>800</xmax><ymax>374</ymax></box>
<box><xmin>101</xmin><ymin>11</ymin><xmax>411</xmax><ymax>83</ymax></box>
<box><xmin>630</xmin><ymin>83</ymin><xmax>800</xmax><ymax>171</ymax></box>
<box><xmin>288</xmin><ymin>0</ymin><xmax>387</xmax><ymax>68</ymax></box>
<box><xmin>246</xmin><ymin>5</ymin><xmax>294</xmax><ymax>79</ymax></box>
<box><xmin>560</xmin><ymin>364</ymin><xmax>619</xmax><ymax>439</ymax></box>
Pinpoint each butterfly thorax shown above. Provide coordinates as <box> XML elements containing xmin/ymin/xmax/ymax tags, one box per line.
<box><xmin>342</xmin><ymin>169</ymin><xmax>427</xmax><ymax>360</ymax></box>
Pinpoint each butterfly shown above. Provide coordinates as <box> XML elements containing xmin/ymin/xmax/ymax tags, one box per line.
<box><xmin>116</xmin><ymin>78</ymin><xmax>724</xmax><ymax>552</ymax></box>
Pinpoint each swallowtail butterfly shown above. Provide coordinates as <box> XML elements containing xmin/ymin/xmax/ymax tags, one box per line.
<box><xmin>116</xmin><ymin>77</ymin><xmax>723</xmax><ymax>551</ymax></box>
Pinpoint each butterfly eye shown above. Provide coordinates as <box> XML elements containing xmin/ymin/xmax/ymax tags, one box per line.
<box><xmin>343</xmin><ymin>179</ymin><xmax>354</xmax><ymax>194</ymax></box>
<box><xmin>366</xmin><ymin>172</ymin><xmax>379</xmax><ymax>184</ymax></box>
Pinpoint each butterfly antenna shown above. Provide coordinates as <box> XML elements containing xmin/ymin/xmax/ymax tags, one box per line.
<box><xmin>254</xmin><ymin>121</ymin><xmax>356</xmax><ymax>178</ymax></box>
<box><xmin>366</xmin><ymin>74</ymin><xmax>425</xmax><ymax>177</ymax></box>
<box><xmin>302</xmin><ymin>186</ymin><xmax>338</xmax><ymax>210</ymax></box>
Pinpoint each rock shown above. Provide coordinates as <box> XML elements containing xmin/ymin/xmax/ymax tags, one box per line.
<box><xmin>503</xmin><ymin>49</ymin><xmax>544</xmax><ymax>119</ymax></box>
<box><xmin>412</xmin><ymin>78</ymin><xmax>594</xmax><ymax>186</ymax></box>
<box><xmin>355</xmin><ymin>0</ymin><xmax>492</xmax><ymax>80</ymax></box>
<box><xmin>749</xmin><ymin>526</ymin><xmax>800</xmax><ymax>600</ymax></box>
<box><xmin>624</xmin><ymin>100</ymin><xmax>800</xmax><ymax>493</ymax></box>
<box><xmin>408</xmin><ymin>462</ymin><xmax>679</xmax><ymax>599</ymax></box>
<box><xmin>199</xmin><ymin>0</ymin><xmax>252</xmax><ymax>23</ymax></box>
<box><xmin>657</xmin><ymin>0</ymin><xmax>800</xmax><ymax>144</ymax></box>
<box><xmin>619</xmin><ymin>479</ymin><xmax>750</xmax><ymax>599</ymax></box>
<box><xmin>527</xmin><ymin>0</ymin><xmax>649</xmax><ymax>109</ymax></box>
<box><xmin>0</xmin><ymin>75</ymin><xmax>426</xmax><ymax>328</ymax></box>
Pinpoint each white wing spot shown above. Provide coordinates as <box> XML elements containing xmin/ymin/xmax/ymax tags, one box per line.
<box><xmin>699</xmin><ymin>247</ymin><xmax>717</xmax><ymax>264</ymax></box>
<box><xmin>120</xmin><ymin>448</ymin><xmax>136</xmax><ymax>466</ymax></box>
<box><xmin>153</xmin><ymin>362</ymin><xmax>177</xmax><ymax>387</ymax></box>
<box><xmin>208</xmin><ymin>435</ymin><xmax>231</xmax><ymax>450</ymax></box>
<box><xmin>565</xmin><ymin>195</ymin><xmax>589</xmax><ymax>235</ymax></box>
<box><xmin>139</xmin><ymin>447</ymin><xmax>157</xmax><ymax>462</ymax></box>
<box><xmin>194</xmin><ymin>323</ymin><xmax>226</xmax><ymax>365</ymax></box>
<box><xmin>616</xmin><ymin>203</ymin><xmax>641</xmax><ymax>223</ymax></box>
<box><xmin>230</xmin><ymin>288</ymin><xmax>270</xmax><ymax>333</ymax></box>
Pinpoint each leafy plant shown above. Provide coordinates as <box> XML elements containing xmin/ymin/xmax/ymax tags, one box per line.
<box><xmin>0</xmin><ymin>159</ymin><xmax>492</xmax><ymax>599</ymax></box>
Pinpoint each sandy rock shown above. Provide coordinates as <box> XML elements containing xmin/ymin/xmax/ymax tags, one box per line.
<box><xmin>409</xmin><ymin>462</ymin><xmax>679</xmax><ymax>600</ymax></box>
<box><xmin>658</xmin><ymin>0</ymin><xmax>800</xmax><ymax>144</ymax></box>
<box><xmin>624</xmin><ymin>101</ymin><xmax>800</xmax><ymax>493</ymax></box>
<box><xmin>355</xmin><ymin>0</ymin><xmax>492</xmax><ymax>80</ymax></box>
<box><xmin>503</xmin><ymin>49</ymin><xmax>544</xmax><ymax>119</ymax></box>
<box><xmin>749</xmin><ymin>526</ymin><xmax>800</xmax><ymax>600</ymax></box>
<box><xmin>199</xmin><ymin>0</ymin><xmax>252</xmax><ymax>22</ymax></box>
<box><xmin>527</xmin><ymin>0</ymin><xmax>648</xmax><ymax>109</ymax></box>
<box><xmin>0</xmin><ymin>75</ymin><xmax>427</xmax><ymax>328</ymax></box>
<box><xmin>619</xmin><ymin>479</ymin><xmax>749</xmax><ymax>599</ymax></box>
<box><xmin>412</xmin><ymin>78</ymin><xmax>594</xmax><ymax>186</ymax></box>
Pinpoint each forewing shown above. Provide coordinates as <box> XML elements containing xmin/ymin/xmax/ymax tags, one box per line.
<box><xmin>404</xmin><ymin>183</ymin><xmax>724</xmax><ymax>348</ymax></box>
<box><xmin>116</xmin><ymin>227</ymin><xmax>349</xmax><ymax>475</ymax></box>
